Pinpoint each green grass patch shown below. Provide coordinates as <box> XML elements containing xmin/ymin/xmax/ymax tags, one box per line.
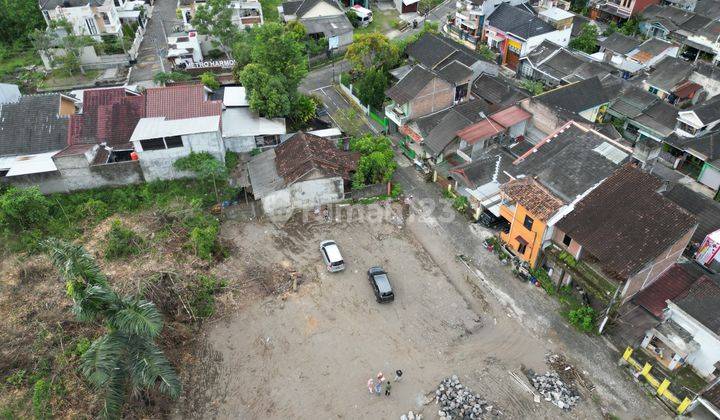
<box><xmin>260</xmin><ymin>0</ymin><xmax>281</xmax><ymax>21</ymax></box>
<box><xmin>190</xmin><ymin>275</ymin><xmax>227</xmax><ymax>318</ymax></box>
<box><xmin>354</xmin><ymin>9</ymin><xmax>401</xmax><ymax>35</ymax></box>
<box><xmin>0</xmin><ymin>178</ymin><xmax>224</xmax><ymax>254</ymax></box>
<box><xmin>104</xmin><ymin>219</ymin><xmax>146</xmax><ymax>260</ymax></box>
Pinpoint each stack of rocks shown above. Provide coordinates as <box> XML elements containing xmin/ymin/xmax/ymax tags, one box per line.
<box><xmin>434</xmin><ymin>375</ymin><xmax>501</xmax><ymax>419</ymax></box>
<box><xmin>527</xmin><ymin>371</ymin><xmax>580</xmax><ymax>410</ymax></box>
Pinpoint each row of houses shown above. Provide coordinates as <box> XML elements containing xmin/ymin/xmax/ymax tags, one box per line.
<box><xmin>0</xmin><ymin>83</ymin><xmax>287</xmax><ymax>192</ymax></box>
<box><xmin>381</xmin><ymin>30</ymin><xmax>720</xmax><ymax>407</ymax></box>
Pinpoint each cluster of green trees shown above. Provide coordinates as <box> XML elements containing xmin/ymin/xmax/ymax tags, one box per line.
<box><xmin>569</xmin><ymin>23</ymin><xmax>599</xmax><ymax>54</ymax></box>
<box><xmin>350</xmin><ymin>135</ymin><xmax>397</xmax><ymax>189</ymax></box>
<box><xmin>0</xmin><ymin>0</ymin><xmax>44</xmax><ymax>49</ymax></box>
<box><xmin>191</xmin><ymin>0</ymin><xmax>317</xmax><ymax>129</ymax></box>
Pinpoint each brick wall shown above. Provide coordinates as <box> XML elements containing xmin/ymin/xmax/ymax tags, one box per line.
<box><xmin>520</xmin><ymin>99</ymin><xmax>564</xmax><ymax>135</ymax></box>
<box><xmin>409</xmin><ymin>77</ymin><xmax>454</xmax><ymax>119</ymax></box>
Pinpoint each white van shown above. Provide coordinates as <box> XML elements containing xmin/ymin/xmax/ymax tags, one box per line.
<box><xmin>352</xmin><ymin>4</ymin><xmax>373</xmax><ymax>26</ymax></box>
<box><xmin>320</xmin><ymin>240</ymin><xmax>345</xmax><ymax>272</ymax></box>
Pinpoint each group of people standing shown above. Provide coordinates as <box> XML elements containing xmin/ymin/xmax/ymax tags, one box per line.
<box><xmin>367</xmin><ymin>370</ymin><xmax>403</xmax><ymax>397</ymax></box>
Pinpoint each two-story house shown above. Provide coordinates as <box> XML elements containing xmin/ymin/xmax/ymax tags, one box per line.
<box><xmin>598</xmin><ymin>34</ymin><xmax>678</xmax><ymax>76</ymax></box>
<box><xmin>550</xmin><ymin>164</ymin><xmax>697</xmax><ymax>305</ymax></box>
<box><xmin>385</xmin><ymin>62</ymin><xmax>473</xmax><ymax>132</ymax></box>
<box><xmin>495</xmin><ymin>121</ymin><xmax>632</xmax><ymax>268</ymax></box>
<box><xmin>482</xmin><ymin>3</ymin><xmax>572</xmax><ymax>70</ymax></box>
<box><xmin>39</xmin><ymin>0</ymin><xmax>146</xmax><ymax>38</ymax></box>
<box><xmin>279</xmin><ymin>0</ymin><xmax>353</xmax><ymax>49</ymax></box>
<box><xmin>445</xmin><ymin>0</ymin><xmax>527</xmax><ymax>48</ymax></box>
<box><xmin>640</xmin><ymin>273</ymin><xmax>720</xmax><ymax>378</ymax></box>
<box><xmin>589</xmin><ymin>0</ymin><xmax>659</xmax><ymax>22</ymax></box>
<box><xmin>179</xmin><ymin>0</ymin><xmax>263</xmax><ymax>31</ymax></box>
<box><xmin>518</xmin><ymin>40</ymin><xmax>617</xmax><ymax>87</ymax></box>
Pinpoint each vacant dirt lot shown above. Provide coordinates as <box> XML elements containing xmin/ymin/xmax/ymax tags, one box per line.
<box><xmin>190</xmin><ymin>203</ymin><xmax>665</xmax><ymax>419</ymax></box>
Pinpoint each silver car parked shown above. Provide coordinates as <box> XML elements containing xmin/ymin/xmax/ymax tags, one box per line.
<box><xmin>320</xmin><ymin>240</ymin><xmax>345</xmax><ymax>272</ymax></box>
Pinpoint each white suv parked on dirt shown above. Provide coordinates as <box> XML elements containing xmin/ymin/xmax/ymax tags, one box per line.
<box><xmin>320</xmin><ymin>240</ymin><xmax>345</xmax><ymax>272</ymax></box>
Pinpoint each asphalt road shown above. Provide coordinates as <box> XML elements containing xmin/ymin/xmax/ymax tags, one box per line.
<box><xmin>129</xmin><ymin>0</ymin><xmax>181</xmax><ymax>84</ymax></box>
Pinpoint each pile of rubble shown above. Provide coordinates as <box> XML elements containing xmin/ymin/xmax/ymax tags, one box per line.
<box><xmin>526</xmin><ymin>370</ymin><xmax>580</xmax><ymax>410</ymax></box>
<box><xmin>434</xmin><ymin>375</ymin><xmax>501</xmax><ymax>419</ymax></box>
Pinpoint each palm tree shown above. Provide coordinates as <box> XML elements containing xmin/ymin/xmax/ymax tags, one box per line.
<box><xmin>43</xmin><ymin>239</ymin><xmax>182</xmax><ymax>419</ymax></box>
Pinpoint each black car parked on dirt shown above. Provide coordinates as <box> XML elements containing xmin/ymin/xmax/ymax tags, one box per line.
<box><xmin>367</xmin><ymin>266</ymin><xmax>394</xmax><ymax>303</ymax></box>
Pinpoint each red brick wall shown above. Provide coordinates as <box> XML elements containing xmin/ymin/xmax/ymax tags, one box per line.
<box><xmin>410</xmin><ymin>77</ymin><xmax>454</xmax><ymax>119</ymax></box>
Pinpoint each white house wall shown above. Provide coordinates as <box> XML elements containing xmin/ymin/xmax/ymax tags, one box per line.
<box><xmin>261</xmin><ymin>177</ymin><xmax>344</xmax><ymax>216</ymax></box>
<box><xmin>134</xmin><ymin>131</ymin><xmax>225</xmax><ymax>181</ymax></box>
<box><xmin>666</xmin><ymin>303</ymin><xmax>720</xmax><ymax>377</ymax></box>
<box><xmin>522</xmin><ymin>27</ymin><xmax>571</xmax><ymax>56</ymax></box>
<box><xmin>302</xmin><ymin>2</ymin><xmax>343</xmax><ymax>18</ymax></box>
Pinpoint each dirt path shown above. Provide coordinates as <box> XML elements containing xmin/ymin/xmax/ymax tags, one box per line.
<box><xmin>187</xmin><ymin>203</ymin><xmax>669</xmax><ymax>419</ymax></box>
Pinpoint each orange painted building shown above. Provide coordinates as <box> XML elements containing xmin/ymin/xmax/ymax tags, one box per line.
<box><xmin>498</xmin><ymin>178</ymin><xmax>563</xmax><ymax>268</ymax></box>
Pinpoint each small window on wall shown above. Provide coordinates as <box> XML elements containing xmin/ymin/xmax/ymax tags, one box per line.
<box><xmin>140</xmin><ymin>138</ymin><xmax>166</xmax><ymax>151</ymax></box>
<box><xmin>517</xmin><ymin>242</ymin><xmax>527</xmax><ymax>255</ymax></box>
<box><xmin>562</xmin><ymin>233</ymin><xmax>572</xmax><ymax>247</ymax></box>
<box><xmin>523</xmin><ymin>215</ymin><xmax>534</xmax><ymax>230</ymax></box>
<box><xmin>165</xmin><ymin>136</ymin><xmax>183</xmax><ymax>148</ymax></box>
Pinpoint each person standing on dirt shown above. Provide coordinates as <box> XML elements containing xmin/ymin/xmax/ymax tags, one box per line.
<box><xmin>367</xmin><ymin>378</ymin><xmax>375</xmax><ymax>394</ymax></box>
<box><xmin>394</xmin><ymin>369</ymin><xmax>403</xmax><ymax>382</ymax></box>
<box><xmin>384</xmin><ymin>381</ymin><xmax>392</xmax><ymax>396</ymax></box>
<box><xmin>374</xmin><ymin>381</ymin><xmax>382</xmax><ymax>395</ymax></box>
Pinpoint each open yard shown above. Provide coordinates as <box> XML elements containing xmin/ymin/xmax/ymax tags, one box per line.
<box><xmin>184</xmin><ymin>202</ymin><xmax>668</xmax><ymax>419</ymax></box>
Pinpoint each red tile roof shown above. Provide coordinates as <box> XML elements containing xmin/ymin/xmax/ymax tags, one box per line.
<box><xmin>145</xmin><ymin>84</ymin><xmax>222</xmax><ymax>120</ymax></box>
<box><xmin>489</xmin><ymin>105</ymin><xmax>531</xmax><ymax>128</ymax></box>
<box><xmin>500</xmin><ymin>177</ymin><xmax>563</xmax><ymax>220</ymax></box>
<box><xmin>63</xmin><ymin>84</ymin><xmax>221</xmax><ymax>153</ymax></box>
<box><xmin>67</xmin><ymin>88</ymin><xmax>145</xmax><ymax>149</ymax></box>
<box><xmin>633</xmin><ymin>263</ymin><xmax>700</xmax><ymax>317</ymax></box>
<box><xmin>457</xmin><ymin>118</ymin><xmax>505</xmax><ymax>144</ymax></box>
<box><xmin>274</xmin><ymin>132</ymin><xmax>360</xmax><ymax>185</ymax></box>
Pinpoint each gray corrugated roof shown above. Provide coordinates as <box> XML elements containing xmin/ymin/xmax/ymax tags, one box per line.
<box><xmin>436</xmin><ymin>60</ymin><xmax>473</xmax><ymax>84</ymax></box>
<box><xmin>662</xmin><ymin>183</ymin><xmax>720</xmax><ymax>243</ymax></box>
<box><xmin>386</xmin><ymin>65</ymin><xmax>436</xmax><ymax>105</ymax></box>
<box><xmin>599</xmin><ymin>32</ymin><xmax>641</xmax><ymax>55</ymax></box>
<box><xmin>406</xmin><ymin>32</ymin><xmax>489</xmax><ymax>69</ymax></box>
<box><xmin>487</xmin><ymin>3</ymin><xmax>556</xmax><ymax>40</ymax></box>
<box><xmin>471</xmin><ymin>73</ymin><xmax>529</xmax><ymax>106</ymax></box>
<box><xmin>646</xmin><ymin>56</ymin><xmax>692</xmax><ymax>92</ymax></box>
<box><xmin>665</xmin><ymin>129</ymin><xmax>720</xmax><ymax>161</ymax></box>
<box><xmin>691</xmin><ymin>95</ymin><xmax>720</xmax><ymax>125</ymax></box>
<box><xmin>301</xmin><ymin>15</ymin><xmax>352</xmax><ymax>36</ymax></box>
<box><xmin>535</xmin><ymin>76</ymin><xmax>609</xmax><ymax>115</ymax></box>
<box><xmin>509</xmin><ymin>123</ymin><xmax>629</xmax><ymax>201</ymax></box>
<box><xmin>420</xmin><ymin>100</ymin><xmax>490</xmax><ymax>155</ymax></box>
<box><xmin>0</xmin><ymin>94</ymin><xmax>69</xmax><ymax>156</ymax></box>
<box><xmin>247</xmin><ymin>148</ymin><xmax>283</xmax><ymax>198</ymax></box>
<box><xmin>281</xmin><ymin>0</ymin><xmax>302</xmax><ymax>14</ymax></box>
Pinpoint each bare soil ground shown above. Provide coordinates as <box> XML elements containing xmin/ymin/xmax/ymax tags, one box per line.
<box><xmin>191</xmin><ymin>203</ymin><xmax>660</xmax><ymax>419</ymax></box>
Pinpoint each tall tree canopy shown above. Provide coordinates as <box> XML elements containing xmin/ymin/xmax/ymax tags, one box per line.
<box><xmin>192</xmin><ymin>0</ymin><xmax>239</xmax><ymax>52</ymax></box>
<box><xmin>345</xmin><ymin>32</ymin><xmax>400</xmax><ymax>75</ymax></box>
<box><xmin>0</xmin><ymin>0</ymin><xmax>44</xmax><ymax>46</ymax></box>
<box><xmin>569</xmin><ymin>23</ymin><xmax>599</xmax><ymax>54</ymax></box>
<box><xmin>238</xmin><ymin>22</ymin><xmax>310</xmax><ymax>119</ymax></box>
